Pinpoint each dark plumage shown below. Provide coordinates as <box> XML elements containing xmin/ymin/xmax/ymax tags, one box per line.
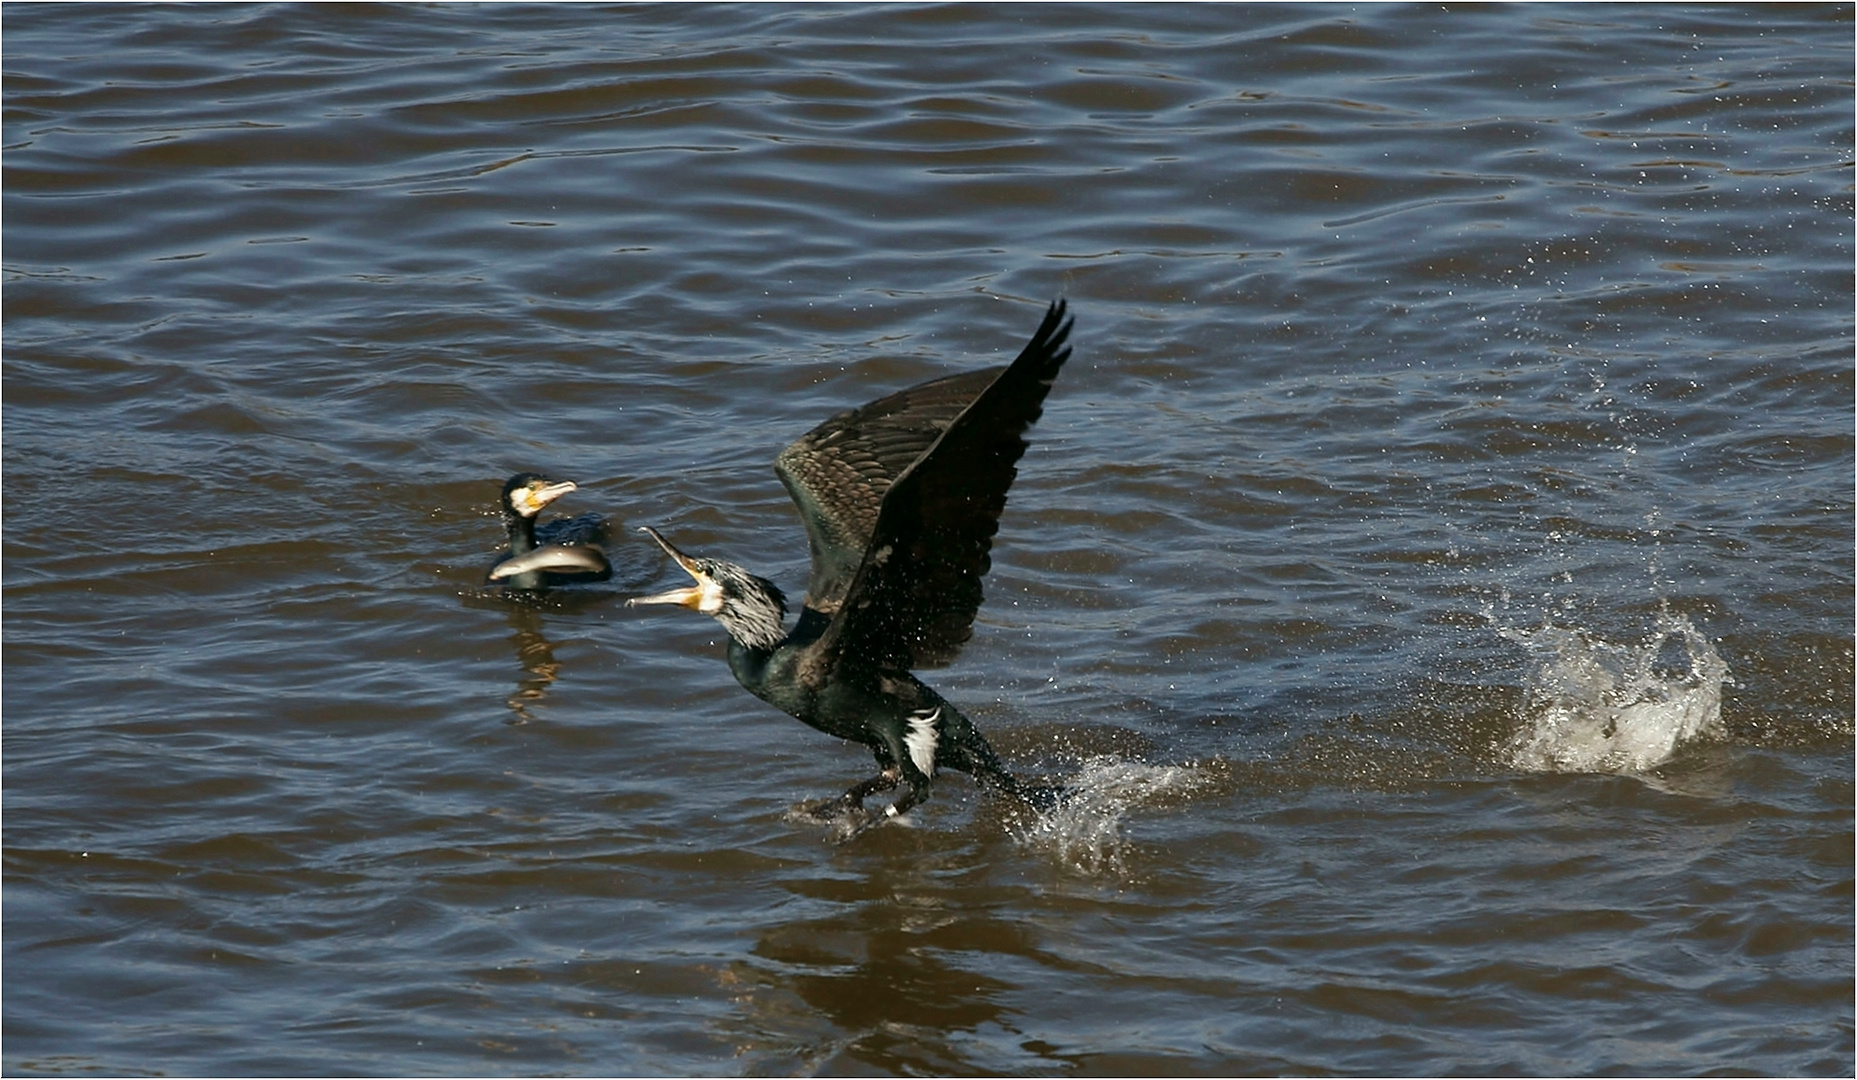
<box><xmin>629</xmin><ymin>299</ymin><xmax>1073</xmax><ymax>835</ymax></box>
<box><xmin>487</xmin><ymin>472</ymin><xmax>613</xmax><ymax>590</ymax></box>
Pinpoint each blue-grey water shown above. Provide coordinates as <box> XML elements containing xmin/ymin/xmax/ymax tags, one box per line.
<box><xmin>4</xmin><ymin>4</ymin><xmax>1851</xmax><ymax>1075</ymax></box>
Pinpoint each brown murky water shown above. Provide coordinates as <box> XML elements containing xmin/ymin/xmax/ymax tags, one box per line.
<box><xmin>5</xmin><ymin>4</ymin><xmax>1851</xmax><ymax>1075</ymax></box>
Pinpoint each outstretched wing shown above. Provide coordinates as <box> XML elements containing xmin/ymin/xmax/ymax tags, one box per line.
<box><xmin>776</xmin><ymin>361</ymin><xmax>1000</xmax><ymax>615</ymax></box>
<box><xmin>813</xmin><ymin>298</ymin><xmax>1072</xmax><ymax>676</ymax></box>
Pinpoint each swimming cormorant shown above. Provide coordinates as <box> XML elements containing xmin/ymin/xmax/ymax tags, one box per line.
<box><xmin>487</xmin><ymin>472</ymin><xmax>614</xmax><ymax>589</ymax></box>
<box><xmin>629</xmin><ymin>299</ymin><xmax>1073</xmax><ymax>835</ymax></box>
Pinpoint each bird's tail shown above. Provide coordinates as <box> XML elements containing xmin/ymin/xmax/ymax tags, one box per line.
<box><xmin>939</xmin><ymin>704</ymin><xmax>1071</xmax><ymax>813</ymax></box>
<box><xmin>971</xmin><ymin>758</ymin><xmax>1071</xmax><ymax>813</ymax></box>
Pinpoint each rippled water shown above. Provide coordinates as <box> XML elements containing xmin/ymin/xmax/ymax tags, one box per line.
<box><xmin>5</xmin><ymin>4</ymin><xmax>1852</xmax><ymax>1075</ymax></box>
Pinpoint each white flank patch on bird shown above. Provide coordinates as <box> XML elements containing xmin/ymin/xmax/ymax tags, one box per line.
<box><xmin>905</xmin><ymin>708</ymin><xmax>940</xmax><ymax>777</ymax></box>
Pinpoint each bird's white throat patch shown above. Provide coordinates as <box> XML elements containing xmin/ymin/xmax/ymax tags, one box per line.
<box><xmin>904</xmin><ymin>707</ymin><xmax>941</xmax><ymax>777</ymax></box>
<box><xmin>693</xmin><ymin>575</ymin><xmax>727</xmax><ymax>616</ymax></box>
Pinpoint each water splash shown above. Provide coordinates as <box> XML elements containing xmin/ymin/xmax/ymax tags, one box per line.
<box><xmin>1501</xmin><ymin>612</ymin><xmax>1730</xmax><ymax>774</ymax></box>
<box><xmin>1010</xmin><ymin>756</ymin><xmax>1205</xmax><ymax>875</ymax></box>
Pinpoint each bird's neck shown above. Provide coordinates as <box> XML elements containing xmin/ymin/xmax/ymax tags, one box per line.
<box><xmin>724</xmin><ymin>605</ymin><xmax>822</xmax><ymax>707</ymax></box>
<box><xmin>728</xmin><ymin>635</ymin><xmax>824</xmax><ymax>725</ymax></box>
<box><xmin>715</xmin><ymin>597</ymin><xmax>789</xmax><ymax>656</ymax></box>
<box><xmin>494</xmin><ymin>515</ymin><xmax>547</xmax><ymax>590</ymax></box>
<box><xmin>505</xmin><ymin>514</ymin><xmax>538</xmax><ymax>554</ymax></box>
<box><xmin>726</xmin><ymin>636</ymin><xmax>778</xmax><ymax>696</ymax></box>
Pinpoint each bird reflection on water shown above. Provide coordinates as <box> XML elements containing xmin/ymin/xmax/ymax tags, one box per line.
<box><xmin>503</xmin><ymin>605</ymin><xmax>562</xmax><ymax>726</ymax></box>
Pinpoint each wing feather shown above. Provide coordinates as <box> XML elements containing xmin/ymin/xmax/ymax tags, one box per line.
<box><xmin>813</xmin><ymin>298</ymin><xmax>1073</xmax><ymax>677</ymax></box>
<box><xmin>776</xmin><ymin>366</ymin><xmax>1000</xmax><ymax>613</ymax></box>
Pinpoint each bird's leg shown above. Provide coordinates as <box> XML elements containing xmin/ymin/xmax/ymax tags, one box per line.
<box><xmin>881</xmin><ymin>772</ymin><xmax>932</xmax><ymax>820</ymax></box>
<box><xmin>841</xmin><ymin>768</ymin><xmax>900</xmax><ymax>808</ymax></box>
<box><xmin>794</xmin><ymin>767</ymin><xmax>898</xmax><ymax>822</ymax></box>
<box><xmin>830</xmin><ymin>766</ymin><xmax>928</xmax><ymax>843</ymax></box>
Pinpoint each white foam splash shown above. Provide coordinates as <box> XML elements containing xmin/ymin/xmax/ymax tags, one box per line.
<box><xmin>1011</xmin><ymin>756</ymin><xmax>1204</xmax><ymax>875</ymax></box>
<box><xmin>1502</xmin><ymin>612</ymin><xmax>1730</xmax><ymax>774</ymax></box>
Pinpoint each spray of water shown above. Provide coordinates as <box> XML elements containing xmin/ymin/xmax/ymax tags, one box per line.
<box><xmin>1500</xmin><ymin>611</ymin><xmax>1730</xmax><ymax>774</ymax></box>
<box><xmin>1009</xmin><ymin>755</ymin><xmax>1206</xmax><ymax>875</ymax></box>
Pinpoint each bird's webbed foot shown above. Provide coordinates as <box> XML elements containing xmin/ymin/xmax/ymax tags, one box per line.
<box><xmin>827</xmin><ymin>771</ymin><xmax>930</xmax><ymax>843</ymax></box>
<box><xmin>786</xmin><ymin>769</ymin><xmax>899</xmax><ymax>836</ymax></box>
<box><xmin>824</xmin><ymin>807</ymin><xmax>880</xmax><ymax>844</ymax></box>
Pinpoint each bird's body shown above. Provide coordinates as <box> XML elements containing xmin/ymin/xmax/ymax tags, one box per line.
<box><xmin>488</xmin><ymin>473</ymin><xmax>614</xmax><ymax>590</ymax></box>
<box><xmin>631</xmin><ymin>300</ymin><xmax>1073</xmax><ymax>834</ymax></box>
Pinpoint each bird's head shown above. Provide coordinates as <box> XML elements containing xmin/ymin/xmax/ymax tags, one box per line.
<box><xmin>628</xmin><ymin>526</ymin><xmax>789</xmax><ymax>651</ymax></box>
<box><xmin>501</xmin><ymin>473</ymin><xmax>578</xmax><ymax>520</ymax></box>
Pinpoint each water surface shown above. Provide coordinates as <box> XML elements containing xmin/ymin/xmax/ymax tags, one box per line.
<box><xmin>5</xmin><ymin>4</ymin><xmax>1852</xmax><ymax>1075</ymax></box>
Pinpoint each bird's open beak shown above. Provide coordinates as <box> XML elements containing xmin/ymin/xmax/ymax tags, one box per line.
<box><xmin>511</xmin><ymin>479</ymin><xmax>578</xmax><ymax>517</ymax></box>
<box><xmin>627</xmin><ymin>526</ymin><xmax>711</xmax><ymax>608</ymax></box>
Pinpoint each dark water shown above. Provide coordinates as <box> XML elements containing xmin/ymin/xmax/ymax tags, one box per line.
<box><xmin>5</xmin><ymin>3</ymin><xmax>1852</xmax><ymax>1075</ymax></box>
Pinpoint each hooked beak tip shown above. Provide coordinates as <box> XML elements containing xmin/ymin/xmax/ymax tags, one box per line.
<box><xmin>637</xmin><ymin>525</ymin><xmax>701</xmax><ymax>570</ymax></box>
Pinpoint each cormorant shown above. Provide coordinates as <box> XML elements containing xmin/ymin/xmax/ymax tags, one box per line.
<box><xmin>487</xmin><ymin>472</ymin><xmax>614</xmax><ymax>589</ymax></box>
<box><xmin>629</xmin><ymin>299</ymin><xmax>1073</xmax><ymax>835</ymax></box>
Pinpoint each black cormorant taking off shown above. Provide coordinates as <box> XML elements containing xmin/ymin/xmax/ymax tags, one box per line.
<box><xmin>629</xmin><ymin>299</ymin><xmax>1073</xmax><ymax>835</ymax></box>
<box><xmin>487</xmin><ymin>472</ymin><xmax>614</xmax><ymax>590</ymax></box>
